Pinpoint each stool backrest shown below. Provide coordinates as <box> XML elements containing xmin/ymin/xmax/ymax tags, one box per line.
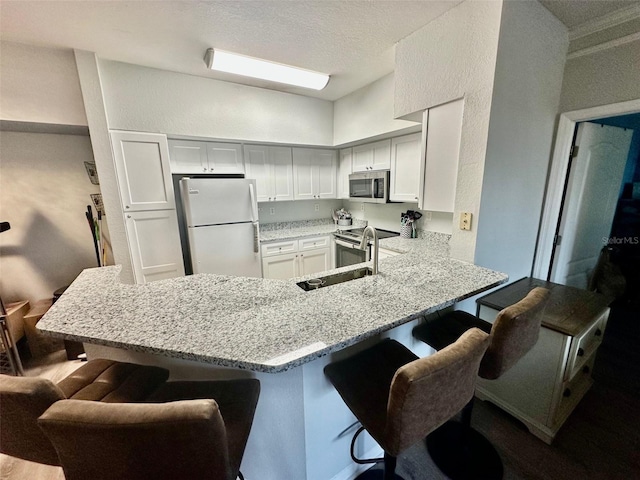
<box><xmin>0</xmin><ymin>374</ymin><xmax>65</xmax><ymax>465</ymax></box>
<box><xmin>480</xmin><ymin>287</ymin><xmax>550</xmax><ymax>380</ymax></box>
<box><xmin>38</xmin><ymin>398</ymin><xmax>233</xmax><ymax>480</ymax></box>
<box><xmin>385</xmin><ymin>328</ymin><xmax>490</xmax><ymax>456</ymax></box>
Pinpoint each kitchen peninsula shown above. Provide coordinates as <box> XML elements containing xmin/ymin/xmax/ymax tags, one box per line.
<box><xmin>39</xmin><ymin>231</ymin><xmax>507</xmax><ymax>480</ymax></box>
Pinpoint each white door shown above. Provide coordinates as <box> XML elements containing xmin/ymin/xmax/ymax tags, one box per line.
<box><xmin>293</xmin><ymin>148</ymin><xmax>316</xmax><ymax>200</ymax></box>
<box><xmin>371</xmin><ymin>139</ymin><xmax>392</xmax><ymax>171</ymax></box>
<box><xmin>352</xmin><ymin>144</ymin><xmax>373</xmax><ymax>172</ymax></box>
<box><xmin>551</xmin><ymin>122</ymin><xmax>633</xmax><ymax>288</ymax></box>
<box><xmin>262</xmin><ymin>253</ymin><xmax>299</xmax><ymax>279</ymax></box>
<box><xmin>299</xmin><ymin>248</ymin><xmax>331</xmax><ymax>276</ymax></box>
<box><xmin>421</xmin><ymin>98</ymin><xmax>464</xmax><ymax>213</ymax></box>
<box><xmin>168</xmin><ymin>140</ymin><xmax>208</xmax><ymax>174</ymax></box>
<box><xmin>125</xmin><ymin>210</ymin><xmax>185</xmax><ymax>284</ymax></box>
<box><xmin>390</xmin><ymin>133</ymin><xmax>421</xmax><ymax>202</ymax></box>
<box><xmin>270</xmin><ymin>146</ymin><xmax>294</xmax><ymax>201</ymax></box>
<box><xmin>189</xmin><ymin>223</ymin><xmax>262</xmax><ymax>277</ymax></box>
<box><xmin>244</xmin><ymin>145</ymin><xmax>271</xmax><ymax>202</ymax></box>
<box><xmin>316</xmin><ymin>150</ymin><xmax>337</xmax><ymax>199</ymax></box>
<box><xmin>206</xmin><ymin>143</ymin><xmax>244</xmax><ymax>174</ymax></box>
<box><xmin>111</xmin><ymin>131</ymin><xmax>175</xmax><ymax>211</ymax></box>
<box><xmin>338</xmin><ymin>148</ymin><xmax>352</xmax><ymax>199</ymax></box>
<box><xmin>180</xmin><ymin>178</ymin><xmax>256</xmax><ymax>226</ymax></box>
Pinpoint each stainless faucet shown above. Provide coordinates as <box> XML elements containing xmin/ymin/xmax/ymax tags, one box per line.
<box><xmin>359</xmin><ymin>225</ymin><xmax>379</xmax><ymax>275</ymax></box>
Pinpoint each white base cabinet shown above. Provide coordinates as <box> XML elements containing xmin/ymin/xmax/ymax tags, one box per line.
<box><xmin>262</xmin><ymin>236</ymin><xmax>332</xmax><ymax>280</ymax></box>
<box><xmin>125</xmin><ymin>210</ymin><xmax>185</xmax><ymax>284</ymax></box>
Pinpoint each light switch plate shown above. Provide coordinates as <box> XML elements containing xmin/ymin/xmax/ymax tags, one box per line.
<box><xmin>460</xmin><ymin>212</ymin><xmax>472</xmax><ymax>230</ymax></box>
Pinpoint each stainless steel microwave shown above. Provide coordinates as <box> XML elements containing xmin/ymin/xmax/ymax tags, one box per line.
<box><xmin>348</xmin><ymin>170</ymin><xmax>389</xmax><ymax>203</ymax></box>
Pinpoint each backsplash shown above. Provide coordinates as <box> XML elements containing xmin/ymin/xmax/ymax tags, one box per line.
<box><xmin>257</xmin><ymin>199</ymin><xmax>343</xmax><ymax>223</ymax></box>
<box><xmin>344</xmin><ymin>201</ymin><xmax>453</xmax><ymax>234</ymax></box>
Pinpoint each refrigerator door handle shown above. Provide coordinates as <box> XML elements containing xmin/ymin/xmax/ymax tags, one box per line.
<box><xmin>249</xmin><ymin>183</ymin><xmax>259</xmax><ymax>222</ymax></box>
<box><xmin>253</xmin><ymin>222</ymin><xmax>259</xmax><ymax>253</ymax></box>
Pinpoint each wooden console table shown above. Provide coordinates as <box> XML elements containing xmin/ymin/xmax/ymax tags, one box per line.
<box><xmin>474</xmin><ymin>278</ymin><xmax>610</xmax><ymax>444</ymax></box>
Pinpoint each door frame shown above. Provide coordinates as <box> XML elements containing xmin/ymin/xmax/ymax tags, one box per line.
<box><xmin>532</xmin><ymin>98</ymin><xmax>640</xmax><ymax>280</ymax></box>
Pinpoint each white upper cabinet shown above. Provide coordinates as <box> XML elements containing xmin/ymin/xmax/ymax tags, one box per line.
<box><xmin>352</xmin><ymin>139</ymin><xmax>391</xmax><ymax>172</ymax></box>
<box><xmin>206</xmin><ymin>142</ymin><xmax>244</xmax><ymax>174</ymax></box>
<box><xmin>169</xmin><ymin>139</ymin><xmax>244</xmax><ymax>174</ymax></box>
<box><xmin>292</xmin><ymin>148</ymin><xmax>337</xmax><ymax>200</ymax></box>
<box><xmin>420</xmin><ymin>98</ymin><xmax>464</xmax><ymax>213</ymax></box>
<box><xmin>244</xmin><ymin>145</ymin><xmax>294</xmax><ymax>202</ymax></box>
<box><xmin>111</xmin><ymin>131</ymin><xmax>175</xmax><ymax>212</ymax></box>
<box><xmin>337</xmin><ymin>148</ymin><xmax>352</xmax><ymax>199</ymax></box>
<box><xmin>390</xmin><ymin>133</ymin><xmax>422</xmax><ymax>203</ymax></box>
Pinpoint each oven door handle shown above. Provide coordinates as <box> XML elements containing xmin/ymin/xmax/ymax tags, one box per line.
<box><xmin>335</xmin><ymin>238</ymin><xmax>366</xmax><ymax>250</ymax></box>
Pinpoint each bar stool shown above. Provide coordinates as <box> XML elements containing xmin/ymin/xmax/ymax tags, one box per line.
<box><xmin>38</xmin><ymin>378</ymin><xmax>260</xmax><ymax>480</ymax></box>
<box><xmin>0</xmin><ymin>358</ymin><xmax>169</xmax><ymax>465</ymax></box>
<box><xmin>324</xmin><ymin>328</ymin><xmax>490</xmax><ymax>479</ymax></box>
<box><xmin>412</xmin><ymin>287</ymin><xmax>550</xmax><ymax>479</ymax></box>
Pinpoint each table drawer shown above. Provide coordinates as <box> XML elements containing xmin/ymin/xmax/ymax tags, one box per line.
<box><xmin>299</xmin><ymin>236</ymin><xmax>330</xmax><ymax>251</ymax></box>
<box><xmin>556</xmin><ymin>353</ymin><xmax>596</xmax><ymax>424</ymax></box>
<box><xmin>261</xmin><ymin>240</ymin><xmax>298</xmax><ymax>257</ymax></box>
<box><xmin>565</xmin><ymin>309</ymin><xmax>608</xmax><ymax>381</ymax></box>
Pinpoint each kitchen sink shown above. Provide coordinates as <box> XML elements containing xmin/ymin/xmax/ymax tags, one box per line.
<box><xmin>296</xmin><ymin>267</ymin><xmax>373</xmax><ymax>291</ymax></box>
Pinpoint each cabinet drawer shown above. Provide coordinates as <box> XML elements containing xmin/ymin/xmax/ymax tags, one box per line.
<box><xmin>261</xmin><ymin>240</ymin><xmax>298</xmax><ymax>257</ymax></box>
<box><xmin>565</xmin><ymin>309</ymin><xmax>608</xmax><ymax>381</ymax></box>
<box><xmin>299</xmin><ymin>236</ymin><xmax>330</xmax><ymax>251</ymax></box>
<box><xmin>555</xmin><ymin>353</ymin><xmax>596</xmax><ymax>425</ymax></box>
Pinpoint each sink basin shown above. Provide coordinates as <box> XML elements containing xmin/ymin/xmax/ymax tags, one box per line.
<box><xmin>297</xmin><ymin>267</ymin><xmax>373</xmax><ymax>291</ymax></box>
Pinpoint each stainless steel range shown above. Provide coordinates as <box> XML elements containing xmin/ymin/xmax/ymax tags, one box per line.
<box><xmin>333</xmin><ymin>227</ymin><xmax>399</xmax><ymax>268</ymax></box>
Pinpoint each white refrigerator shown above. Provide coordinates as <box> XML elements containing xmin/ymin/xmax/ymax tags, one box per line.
<box><xmin>180</xmin><ymin>177</ymin><xmax>262</xmax><ymax>277</ymax></box>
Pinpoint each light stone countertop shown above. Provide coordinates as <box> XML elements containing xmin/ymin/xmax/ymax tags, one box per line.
<box><xmin>38</xmin><ymin>231</ymin><xmax>507</xmax><ymax>373</ymax></box>
<box><xmin>259</xmin><ymin>218</ymin><xmax>366</xmax><ymax>242</ymax></box>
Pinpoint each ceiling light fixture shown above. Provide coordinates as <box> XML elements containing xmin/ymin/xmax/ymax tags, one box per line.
<box><xmin>204</xmin><ymin>48</ymin><xmax>330</xmax><ymax>91</ymax></box>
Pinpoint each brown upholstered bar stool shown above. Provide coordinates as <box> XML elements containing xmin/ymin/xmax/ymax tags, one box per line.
<box><xmin>412</xmin><ymin>287</ymin><xmax>550</xmax><ymax>479</ymax></box>
<box><xmin>0</xmin><ymin>358</ymin><xmax>169</xmax><ymax>465</ymax></box>
<box><xmin>38</xmin><ymin>378</ymin><xmax>261</xmax><ymax>480</ymax></box>
<box><xmin>324</xmin><ymin>329</ymin><xmax>490</xmax><ymax>479</ymax></box>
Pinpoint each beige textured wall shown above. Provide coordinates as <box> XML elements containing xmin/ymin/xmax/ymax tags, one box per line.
<box><xmin>0</xmin><ymin>132</ymin><xmax>103</xmax><ymax>304</ymax></box>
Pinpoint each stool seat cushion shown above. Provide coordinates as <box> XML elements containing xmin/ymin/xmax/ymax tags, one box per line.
<box><xmin>146</xmin><ymin>379</ymin><xmax>260</xmax><ymax>479</ymax></box>
<box><xmin>58</xmin><ymin>358</ymin><xmax>170</xmax><ymax>402</ymax></box>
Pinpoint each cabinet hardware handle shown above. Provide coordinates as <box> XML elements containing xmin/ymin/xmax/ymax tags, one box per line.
<box><xmin>125</xmin><ymin>205</ymin><xmax>130</xmax><ymax>209</ymax></box>
<box><xmin>127</xmin><ymin>215</ymin><xmax>131</xmax><ymax>219</ymax></box>
<box><xmin>203</xmin><ymin>168</ymin><xmax>207</xmax><ymax>172</ymax></box>
<box><xmin>595</xmin><ymin>329</ymin><xmax>602</xmax><ymax>337</ymax></box>
<box><xmin>582</xmin><ymin>365</ymin><xmax>590</xmax><ymax>374</ymax></box>
<box><xmin>563</xmin><ymin>388</ymin><xmax>571</xmax><ymax>397</ymax></box>
<box><xmin>577</xmin><ymin>348</ymin><xmax>584</xmax><ymax>357</ymax></box>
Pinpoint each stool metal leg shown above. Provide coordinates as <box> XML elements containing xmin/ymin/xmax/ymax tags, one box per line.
<box><xmin>0</xmin><ymin>315</ymin><xmax>25</xmax><ymax>376</ymax></box>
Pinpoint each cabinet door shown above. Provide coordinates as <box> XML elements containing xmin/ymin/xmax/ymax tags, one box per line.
<box><xmin>316</xmin><ymin>149</ymin><xmax>337</xmax><ymax>199</ymax></box>
<box><xmin>244</xmin><ymin>145</ymin><xmax>271</xmax><ymax>202</ymax></box>
<box><xmin>352</xmin><ymin>144</ymin><xmax>373</xmax><ymax>172</ymax></box>
<box><xmin>371</xmin><ymin>139</ymin><xmax>391</xmax><ymax>170</ymax></box>
<box><xmin>270</xmin><ymin>146</ymin><xmax>294</xmax><ymax>201</ymax></box>
<box><xmin>125</xmin><ymin>210</ymin><xmax>185</xmax><ymax>284</ymax></box>
<box><xmin>262</xmin><ymin>252</ymin><xmax>299</xmax><ymax>279</ymax></box>
<box><xmin>299</xmin><ymin>247</ymin><xmax>331</xmax><ymax>277</ymax></box>
<box><xmin>338</xmin><ymin>148</ymin><xmax>352</xmax><ymax>199</ymax></box>
<box><xmin>390</xmin><ymin>133</ymin><xmax>421</xmax><ymax>202</ymax></box>
<box><xmin>422</xmin><ymin>98</ymin><xmax>464</xmax><ymax>212</ymax></box>
<box><xmin>206</xmin><ymin>142</ymin><xmax>244</xmax><ymax>174</ymax></box>
<box><xmin>111</xmin><ymin>131</ymin><xmax>175</xmax><ymax>211</ymax></box>
<box><xmin>168</xmin><ymin>140</ymin><xmax>208</xmax><ymax>174</ymax></box>
<box><xmin>293</xmin><ymin>148</ymin><xmax>316</xmax><ymax>200</ymax></box>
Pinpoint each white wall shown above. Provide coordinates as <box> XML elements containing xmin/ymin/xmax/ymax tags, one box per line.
<box><xmin>394</xmin><ymin>0</ymin><xmax>503</xmax><ymax>263</ymax></box>
<box><xmin>560</xmin><ymin>40</ymin><xmax>640</xmax><ymax>113</ymax></box>
<box><xmin>0</xmin><ymin>42</ymin><xmax>87</xmax><ymax>126</ymax></box>
<box><xmin>258</xmin><ymin>199</ymin><xmax>343</xmax><ymax>224</ymax></box>
<box><xmin>0</xmin><ymin>132</ymin><xmax>100</xmax><ymax>304</ymax></box>
<box><xmin>98</xmin><ymin>60</ymin><xmax>334</xmax><ymax>146</ymax></box>
<box><xmin>333</xmin><ymin>73</ymin><xmax>419</xmax><ymax>146</ymax></box>
<box><xmin>345</xmin><ymin>201</ymin><xmax>453</xmax><ymax>235</ymax></box>
<box><xmin>474</xmin><ymin>0</ymin><xmax>568</xmax><ymax>281</ymax></box>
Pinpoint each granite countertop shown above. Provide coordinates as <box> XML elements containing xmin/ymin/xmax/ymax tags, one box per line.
<box><xmin>259</xmin><ymin>218</ymin><xmax>366</xmax><ymax>242</ymax></box>
<box><xmin>39</xmin><ymin>231</ymin><xmax>507</xmax><ymax>373</ymax></box>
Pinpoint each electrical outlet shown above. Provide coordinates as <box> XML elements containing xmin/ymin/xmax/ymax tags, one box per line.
<box><xmin>314</xmin><ymin>203</ymin><xmax>319</xmax><ymax>212</ymax></box>
<box><xmin>269</xmin><ymin>207</ymin><xmax>276</xmax><ymax>215</ymax></box>
<box><xmin>360</xmin><ymin>203</ymin><xmax>365</xmax><ymax>211</ymax></box>
<box><xmin>459</xmin><ymin>212</ymin><xmax>472</xmax><ymax>231</ymax></box>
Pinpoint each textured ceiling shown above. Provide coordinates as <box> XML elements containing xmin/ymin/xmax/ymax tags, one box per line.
<box><xmin>1</xmin><ymin>1</ymin><xmax>638</xmax><ymax>101</ymax></box>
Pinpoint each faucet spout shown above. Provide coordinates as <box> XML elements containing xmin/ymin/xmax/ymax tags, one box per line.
<box><xmin>359</xmin><ymin>226</ymin><xmax>379</xmax><ymax>275</ymax></box>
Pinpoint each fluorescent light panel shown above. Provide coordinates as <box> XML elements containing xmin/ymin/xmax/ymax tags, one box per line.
<box><xmin>205</xmin><ymin>49</ymin><xmax>330</xmax><ymax>90</ymax></box>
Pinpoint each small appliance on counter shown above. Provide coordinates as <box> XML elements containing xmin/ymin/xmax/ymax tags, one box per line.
<box><xmin>333</xmin><ymin>208</ymin><xmax>352</xmax><ymax>227</ymax></box>
<box><xmin>334</xmin><ymin>228</ymin><xmax>399</xmax><ymax>268</ymax></box>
